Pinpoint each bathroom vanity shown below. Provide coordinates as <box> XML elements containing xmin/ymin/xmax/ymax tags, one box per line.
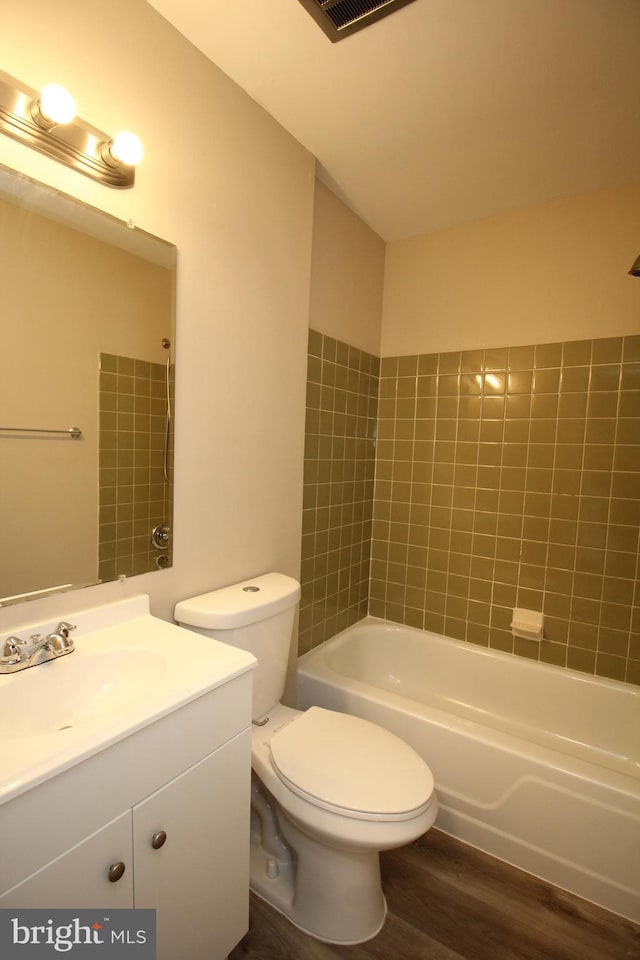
<box><xmin>0</xmin><ymin>596</ymin><xmax>256</xmax><ymax>960</ymax></box>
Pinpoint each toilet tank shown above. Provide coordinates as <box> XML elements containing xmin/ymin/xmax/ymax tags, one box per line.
<box><xmin>174</xmin><ymin>572</ymin><xmax>300</xmax><ymax>720</ymax></box>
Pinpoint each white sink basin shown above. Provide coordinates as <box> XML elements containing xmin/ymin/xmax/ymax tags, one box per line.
<box><xmin>3</xmin><ymin>649</ymin><xmax>168</xmax><ymax>738</ymax></box>
<box><xmin>0</xmin><ymin>595</ymin><xmax>255</xmax><ymax>803</ymax></box>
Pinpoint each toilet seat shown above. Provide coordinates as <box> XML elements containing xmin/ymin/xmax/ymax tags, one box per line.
<box><xmin>269</xmin><ymin>706</ymin><xmax>434</xmax><ymax>822</ymax></box>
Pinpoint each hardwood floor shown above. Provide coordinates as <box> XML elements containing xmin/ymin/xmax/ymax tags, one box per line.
<box><xmin>229</xmin><ymin>830</ymin><xmax>640</xmax><ymax>960</ymax></box>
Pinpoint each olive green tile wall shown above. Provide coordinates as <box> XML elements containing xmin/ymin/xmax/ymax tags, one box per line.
<box><xmin>98</xmin><ymin>353</ymin><xmax>173</xmax><ymax>580</ymax></box>
<box><xmin>299</xmin><ymin>330</ymin><xmax>379</xmax><ymax>654</ymax></box>
<box><xmin>371</xmin><ymin>336</ymin><xmax>640</xmax><ymax>685</ymax></box>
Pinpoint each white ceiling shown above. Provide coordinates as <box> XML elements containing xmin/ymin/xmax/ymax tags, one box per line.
<box><xmin>147</xmin><ymin>0</ymin><xmax>640</xmax><ymax>241</ymax></box>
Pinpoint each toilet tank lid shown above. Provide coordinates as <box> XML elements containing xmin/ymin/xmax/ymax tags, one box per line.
<box><xmin>174</xmin><ymin>572</ymin><xmax>300</xmax><ymax>629</ymax></box>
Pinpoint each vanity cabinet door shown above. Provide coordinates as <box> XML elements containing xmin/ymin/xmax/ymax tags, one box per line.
<box><xmin>0</xmin><ymin>811</ymin><xmax>133</xmax><ymax>908</ymax></box>
<box><xmin>132</xmin><ymin>728</ymin><xmax>251</xmax><ymax>960</ymax></box>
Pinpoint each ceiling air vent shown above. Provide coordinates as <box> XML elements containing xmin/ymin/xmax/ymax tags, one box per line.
<box><xmin>297</xmin><ymin>0</ymin><xmax>419</xmax><ymax>42</ymax></box>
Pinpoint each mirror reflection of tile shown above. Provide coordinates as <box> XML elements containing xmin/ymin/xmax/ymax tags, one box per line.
<box><xmin>99</xmin><ymin>352</ymin><xmax>174</xmax><ymax>581</ymax></box>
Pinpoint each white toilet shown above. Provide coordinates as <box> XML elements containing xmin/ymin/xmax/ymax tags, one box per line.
<box><xmin>175</xmin><ymin>572</ymin><xmax>438</xmax><ymax>945</ymax></box>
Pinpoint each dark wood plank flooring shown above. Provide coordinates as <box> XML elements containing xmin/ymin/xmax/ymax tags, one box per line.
<box><xmin>229</xmin><ymin>829</ymin><xmax>640</xmax><ymax>959</ymax></box>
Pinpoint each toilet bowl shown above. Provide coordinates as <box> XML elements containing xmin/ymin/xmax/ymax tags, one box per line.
<box><xmin>249</xmin><ymin>702</ymin><xmax>437</xmax><ymax>943</ymax></box>
<box><xmin>175</xmin><ymin>573</ymin><xmax>438</xmax><ymax>944</ymax></box>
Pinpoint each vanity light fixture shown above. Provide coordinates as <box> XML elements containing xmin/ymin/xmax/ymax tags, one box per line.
<box><xmin>0</xmin><ymin>69</ymin><xmax>142</xmax><ymax>188</ymax></box>
<box><xmin>629</xmin><ymin>255</ymin><xmax>640</xmax><ymax>277</ymax></box>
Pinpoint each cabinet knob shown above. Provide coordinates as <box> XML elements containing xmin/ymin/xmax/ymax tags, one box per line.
<box><xmin>151</xmin><ymin>830</ymin><xmax>167</xmax><ymax>850</ymax></box>
<box><xmin>108</xmin><ymin>861</ymin><xmax>126</xmax><ymax>883</ymax></box>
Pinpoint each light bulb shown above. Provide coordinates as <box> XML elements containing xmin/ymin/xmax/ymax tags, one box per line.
<box><xmin>109</xmin><ymin>131</ymin><xmax>143</xmax><ymax>166</ymax></box>
<box><xmin>38</xmin><ymin>84</ymin><xmax>76</xmax><ymax>125</ymax></box>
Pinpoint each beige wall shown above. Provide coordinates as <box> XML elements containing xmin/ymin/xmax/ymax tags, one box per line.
<box><xmin>0</xmin><ymin>0</ymin><xmax>314</xmax><ymax>630</ymax></box>
<box><xmin>382</xmin><ymin>182</ymin><xmax>640</xmax><ymax>358</ymax></box>
<box><xmin>309</xmin><ymin>181</ymin><xmax>385</xmax><ymax>356</ymax></box>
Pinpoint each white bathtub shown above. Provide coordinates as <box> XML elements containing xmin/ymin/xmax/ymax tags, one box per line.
<box><xmin>297</xmin><ymin>617</ymin><xmax>640</xmax><ymax>923</ymax></box>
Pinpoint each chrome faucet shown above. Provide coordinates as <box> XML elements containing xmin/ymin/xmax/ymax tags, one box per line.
<box><xmin>0</xmin><ymin>621</ymin><xmax>76</xmax><ymax>674</ymax></box>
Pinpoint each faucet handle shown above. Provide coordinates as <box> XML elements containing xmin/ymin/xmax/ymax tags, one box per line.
<box><xmin>48</xmin><ymin>622</ymin><xmax>76</xmax><ymax>654</ymax></box>
<box><xmin>1</xmin><ymin>637</ymin><xmax>24</xmax><ymax>666</ymax></box>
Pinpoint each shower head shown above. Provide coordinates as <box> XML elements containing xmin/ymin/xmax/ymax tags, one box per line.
<box><xmin>629</xmin><ymin>255</ymin><xmax>640</xmax><ymax>277</ymax></box>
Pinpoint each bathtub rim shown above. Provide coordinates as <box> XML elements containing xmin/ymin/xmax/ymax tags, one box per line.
<box><xmin>299</xmin><ymin>614</ymin><xmax>638</xmax><ymax>698</ymax></box>
<box><xmin>297</xmin><ymin>615</ymin><xmax>640</xmax><ymax>795</ymax></box>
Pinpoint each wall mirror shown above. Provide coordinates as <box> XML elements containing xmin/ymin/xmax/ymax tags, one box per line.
<box><xmin>0</xmin><ymin>164</ymin><xmax>176</xmax><ymax>606</ymax></box>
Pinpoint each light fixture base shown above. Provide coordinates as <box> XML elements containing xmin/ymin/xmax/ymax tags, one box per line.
<box><xmin>0</xmin><ymin>70</ymin><xmax>135</xmax><ymax>189</ymax></box>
